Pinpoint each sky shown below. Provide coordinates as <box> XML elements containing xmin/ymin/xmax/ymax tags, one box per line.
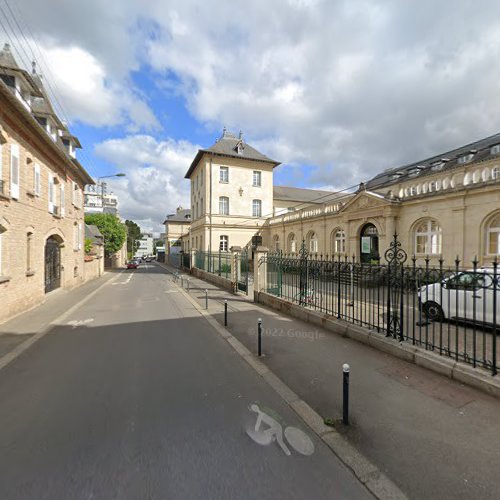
<box><xmin>3</xmin><ymin>0</ymin><xmax>500</xmax><ymax>233</ymax></box>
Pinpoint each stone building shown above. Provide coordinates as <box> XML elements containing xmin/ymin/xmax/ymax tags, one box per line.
<box><xmin>181</xmin><ymin>128</ymin><xmax>500</xmax><ymax>267</ymax></box>
<box><xmin>0</xmin><ymin>43</ymin><xmax>93</xmax><ymax>323</ymax></box>
<box><xmin>163</xmin><ymin>207</ymin><xmax>191</xmax><ymax>255</ymax></box>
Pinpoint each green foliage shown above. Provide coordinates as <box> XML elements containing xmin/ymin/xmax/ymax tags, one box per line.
<box><xmin>125</xmin><ymin>219</ymin><xmax>141</xmax><ymax>253</ymax></box>
<box><xmin>84</xmin><ymin>238</ymin><xmax>93</xmax><ymax>255</ymax></box>
<box><xmin>85</xmin><ymin>214</ymin><xmax>126</xmax><ymax>257</ymax></box>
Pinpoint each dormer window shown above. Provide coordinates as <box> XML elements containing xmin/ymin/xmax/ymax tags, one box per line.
<box><xmin>235</xmin><ymin>141</ymin><xmax>244</xmax><ymax>154</ymax></box>
<box><xmin>408</xmin><ymin>168</ymin><xmax>422</xmax><ymax>177</ymax></box>
<box><xmin>491</xmin><ymin>144</ymin><xmax>500</xmax><ymax>155</ymax></box>
<box><xmin>431</xmin><ymin>161</ymin><xmax>444</xmax><ymax>171</ymax></box>
<box><xmin>458</xmin><ymin>153</ymin><xmax>474</xmax><ymax>164</ymax></box>
<box><xmin>390</xmin><ymin>171</ymin><xmax>403</xmax><ymax>180</ymax></box>
<box><xmin>0</xmin><ymin>74</ymin><xmax>15</xmax><ymax>89</ymax></box>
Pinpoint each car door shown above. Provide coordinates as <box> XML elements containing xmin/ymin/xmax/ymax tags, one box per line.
<box><xmin>446</xmin><ymin>272</ymin><xmax>488</xmax><ymax>323</ymax></box>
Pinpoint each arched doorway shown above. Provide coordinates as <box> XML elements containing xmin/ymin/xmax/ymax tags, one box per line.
<box><xmin>360</xmin><ymin>223</ymin><xmax>379</xmax><ymax>264</ymax></box>
<box><xmin>45</xmin><ymin>236</ymin><xmax>61</xmax><ymax>293</ymax></box>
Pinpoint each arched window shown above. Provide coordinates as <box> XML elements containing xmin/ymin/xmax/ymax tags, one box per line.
<box><xmin>273</xmin><ymin>234</ymin><xmax>280</xmax><ymax>252</ymax></box>
<box><xmin>307</xmin><ymin>231</ymin><xmax>318</xmax><ymax>253</ymax></box>
<box><xmin>486</xmin><ymin>214</ymin><xmax>500</xmax><ymax>255</ymax></box>
<box><xmin>332</xmin><ymin>229</ymin><xmax>346</xmax><ymax>254</ymax></box>
<box><xmin>492</xmin><ymin>166</ymin><xmax>500</xmax><ymax>180</ymax></box>
<box><xmin>414</xmin><ymin>219</ymin><xmax>442</xmax><ymax>255</ymax></box>
<box><xmin>219</xmin><ymin>196</ymin><xmax>229</xmax><ymax>215</ymax></box>
<box><xmin>288</xmin><ymin>233</ymin><xmax>297</xmax><ymax>253</ymax></box>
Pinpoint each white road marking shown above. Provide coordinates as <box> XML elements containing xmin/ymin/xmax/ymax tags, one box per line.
<box><xmin>112</xmin><ymin>273</ymin><xmax>134</xmax><ymax>285</ymax></box>
<box><xmin>67</xmin><ymin>318</ymin><xmax>95</xmax><ymax>329</ymax></box>
<box><xmin>246</xmin><ymin>403</ymin><xmax>314</xmax><ymax>457</ymax></box>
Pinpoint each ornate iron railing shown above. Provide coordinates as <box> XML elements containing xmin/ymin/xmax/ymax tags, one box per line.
<box><xmin>265</xmin><ymin>235</ymin><xmax>499</xmax><ymax>375</ymax></box>
<box><xmin>194</xmin><ymin>250</ymin><xmax>231</xmax><ymax>279</ymax></box>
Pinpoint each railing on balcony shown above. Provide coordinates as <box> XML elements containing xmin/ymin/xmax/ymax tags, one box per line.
<box><xmin>269</xmin><ymin>198</ymin><xmax>350</xmax><ymax>225</ymax></box>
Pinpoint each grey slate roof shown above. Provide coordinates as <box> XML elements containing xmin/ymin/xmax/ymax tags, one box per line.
<box><xmin>163</xmin><ymin>209</ymin><xmax>192</xmax><ymax>224</ymax></box>
<box><xmin>85</xmin><ymin>224</ymin><xmax>104</xmax><ymax>244</ymax></box>
<box><xmin>185</xmin><ymin>129</ymin><xmax>280</xmax><ymax>178</ymax></box>
<box><xmin>273</xmin><ymin>185</ymin><xmax>350</xmax><ymax>204</ymax></box>
<box><xmin>366</xmin><ymin>132</ymin><xmax>500</xmax><ymax>190</ymax></box>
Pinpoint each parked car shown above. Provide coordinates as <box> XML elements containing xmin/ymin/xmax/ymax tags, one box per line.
<box><xmin>145</xmin><ymin>257</ymin><xmax>152</xmax><ymax>262</ymax></box>
<box><xmin>419</xmin><ymin>268</ymin><xmax>498</xmax><ymax>324</ymax></box>
<box><xmin>127</xmin><ymin>260</ymin><xmax>139</xmax><ymax>269</ymax></box>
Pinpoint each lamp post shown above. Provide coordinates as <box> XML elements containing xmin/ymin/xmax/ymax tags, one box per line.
<box><xmin>97</xmin><ymin>173</ymin><xmax>126</xmax><ymax>213</ymax></box>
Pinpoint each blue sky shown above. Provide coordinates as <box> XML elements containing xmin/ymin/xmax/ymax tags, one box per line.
<box><xmin>4</xmin><ymin>0</ymin><xmax>500</xmax><ymax>232</ymax></box>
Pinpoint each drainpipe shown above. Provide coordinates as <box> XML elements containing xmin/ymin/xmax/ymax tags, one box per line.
<box><xmin>209</xmin><ymin>156</ymin><xmax>212</xmax><ymax>255</ymax></box>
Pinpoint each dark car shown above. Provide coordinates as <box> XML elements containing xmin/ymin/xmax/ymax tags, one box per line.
<box><xmin>126</xmin><ymin>260</ymin><xmax>139</xmax><ymax>269</ymax></box>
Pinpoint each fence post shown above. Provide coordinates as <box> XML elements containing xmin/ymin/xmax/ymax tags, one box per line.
<box><xmin>190</xmin><ymin>249</ymin><xmax>196</xmax><ymax>270</ymax></box>
<box><xmin>253</xmin><ymin>246</ymin><xmax>269</xmax><ymax>302</ymax></box>
<box><xmin>230</xmin><ymin>246</ymin><xmax>241</xmax><ymax>294</ymax></box>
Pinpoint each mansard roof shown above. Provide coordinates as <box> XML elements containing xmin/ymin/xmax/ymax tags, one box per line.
<box><xmin>0</xmin><ymin>43</ymin><xmax>42</xmax><ymax>97</ymax></box>
<box><xmin>273</xmin><ymin>185</ymin><xmax>348</xmax><ymax>204</ymax></box>
<box><xmin>185</xmin><ymin>128</ymin><xmax>280</xmax><ymax>178</ymax></box>
<box><xmin>366</xmin><ymin>131</ymin><xmax>500</xmax><ymax>190</ymax></box>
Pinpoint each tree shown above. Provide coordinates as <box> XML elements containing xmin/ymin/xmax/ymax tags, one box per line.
<box><xmin>125</xmin><ymin>219</ymin><xmax>141</xmax><ymax>253</ymax></box>
<box><xmin>85</xmin><ymin>214</ymin><xmax>126</xmax><ymax>257</ymax></box>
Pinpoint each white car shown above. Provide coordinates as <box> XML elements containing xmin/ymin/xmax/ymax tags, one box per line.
<box><xmin>419</xmin><ymin>268</ymin><xmax>499</xmax><ymax>324</ymax></box>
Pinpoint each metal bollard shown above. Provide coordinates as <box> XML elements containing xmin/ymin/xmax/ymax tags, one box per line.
<box><xmin>181</xmin><ymin>277</ymin><xmax>184</xmax><ymax>288</ymax></box>
<box><xmin>224</xmin><ymin>300</ymin><xmax>228</xmax><ymax>326</ymax></box>
<box><xmin>205</xmin><ymin>289</ymin><xmax>208</xmax><ymax>309</ymax></box>
<box><xmin>258</xmin><ymin>318</ymin><xmax>262</xmax><ymax>357</ymax></box>
<box><xmin>343</xmin><ymin>363</ymin><xmax>350</xmax><ymax>425</ymax></box>
<box><xmin>187</xmin><ymin>279</ymin><xmax>190</xmax><ymax>292</ymax></box>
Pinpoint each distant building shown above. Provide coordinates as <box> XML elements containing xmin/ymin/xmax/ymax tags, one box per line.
<box><xmin>163</xmin><ymin>207</ymin><xmax>191</xmax><ymax>255</ymax></box>
<box><xmin>135</xmin><ymin>233</ymin><xmax>154</xmax><ymax>257</ymax></box>
<box><xmin>84</xmin><ymin>182</ymin><xmax>119</xmax><ymax>216</ymax></box>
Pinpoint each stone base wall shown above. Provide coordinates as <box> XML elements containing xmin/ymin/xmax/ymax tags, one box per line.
<box><xmin>191</xmin><ymin>267</ymin><xmax>235</xmax><ymax>293</ymax></box>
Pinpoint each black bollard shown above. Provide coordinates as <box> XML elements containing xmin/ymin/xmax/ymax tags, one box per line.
<box><xmin>258</xmin><ymin>318</ymin><xmax>262</xmax><ymax>357</ymax></box>
<box><xmin>343</xmin><ymin>363</ymin><xmax>350</xmax><ymax>425</ymax></box>
<box><xmin>224</xmin><ymin>300</ymin><xmax>228</xmax><ymax>326</ymax></box>
<box><xmin>205</xmin><ymin>289</ymin><xmax>208</xmax><ymax>309</ymax></box>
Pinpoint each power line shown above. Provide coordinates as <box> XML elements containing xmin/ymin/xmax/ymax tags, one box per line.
<box><xmin>0</xmin><ymin>0</ymin><xmax>100</xmax><ymax>177</ymax></box>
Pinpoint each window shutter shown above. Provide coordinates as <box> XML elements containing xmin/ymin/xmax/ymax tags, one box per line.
<box><xmin>48</xmin><ymin>175</ymin><xmax>54</xmax><ymax>213</ymax></box>
<box><xmin>34</xmin><ymin>163</ymin><xmax>41</xmax><ymax>196</ymax></box>
<box><xmin>60</xmin><ymin>184</ymin><xmax>65</xmax><ymax>217</ymax></box>
<box><xmin>10</xmin><ymin>143</ymin><xmax>20</xmax><ymax>199</ymax></box>
<box><xmin>78</xmin><ymin>223</ymin><xmax>82</xmax><ymax>250</ymax></box>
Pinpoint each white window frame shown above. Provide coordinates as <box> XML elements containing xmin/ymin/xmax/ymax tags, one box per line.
<box><xmin>492</xmin><ymin>166</ymin><xmax>500</xmax><ymax>180</ymax></box>
<box><xmin>289</xmin><ymin>234</ymin><xmax>297</xmax><ymax>253</ymax></box>
<box><xmin>309</xmin><ymin>233</ymin><xmax>318</xmax><ymax>253</ymax></box>
<box><xmin>414</xmin><ymin>219</ymin><xmax>442</xmax><ymax>255</ymax></box>
<box><xmin>252</xmin><ymin>170</ymin><xmax>261</xmax><ymax>187</ymax></box>
<box><xmin>252</xmin><ymin>199</ymin><xmax>262</xmax><ymax>217</ymax></box>
<box><xmin>334</xmin><ymin>229</ymin><xmax>346</xmax><ymax>254</ymax></box>
<box><xmin>219</xmin><ymin>235</ymin><xmax>228</xmax><ymax>252</ymax></box>
<box><xmin>486</xmin><ymin>215</ymin><xmax>500</xmax><ymax>256</ymax></box>
<box><xmin>10</xmin><ymin>143</ymin><xmax>20</xmax><ymax>199</ymax></box>
<box><xmin>491</xmin><ymin>145</ymin><xmax>500</xmax><ymax>155</ymax></box>
<box><xmin>219</xmin><ymin>166</ymin><xmax>229</xmax><ymax>183</ymax></box>
<box><xmin>219</xmin><ymin>196</ymin><xmax>229</xmax><ymax>215</ymax></box>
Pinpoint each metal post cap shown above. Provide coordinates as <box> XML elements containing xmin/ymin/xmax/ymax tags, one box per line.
<box><xmin>258</xmin><ymin>318</ymin><xmax>262</xmax><ymax>323</ymax></box>
<box><xmin>343</xmin><ymin>363</ymin><xmax>350</xmax><ymax>373</ymax></box>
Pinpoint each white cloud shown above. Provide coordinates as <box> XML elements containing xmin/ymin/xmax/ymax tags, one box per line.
<box><xmin>94</xmin><ymin>135</ymin><xmax>198</xmax><ymax>232</ymax></box>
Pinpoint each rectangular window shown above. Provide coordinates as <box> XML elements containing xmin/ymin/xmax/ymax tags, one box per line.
<box><xmin>252</xmin><ymin>171</ymin><xmax>261</xmax><ymax>187</ymax></box>
<box><xmin>73</xmin><ymin>224</ymin><xmax>79</xmax><ymax>251</ymax></box>
<box><xmin>252</xmin><ymin>199</ymin><xmax>262</xmax><ymax>217</ymax></box>
<box><xmin>34</xmin><ymin>163</ymin><xmax>41</xmax><ymax>196</ymax></box>
<box><xmin>78</xmin><ymin>223</ymin><xmax>82</xmax><ymax>250</ymax></box>
<box><xmin>220</xmin><ymin>235</ymin><xmax>228</xmax><ymax>252</ymax></box>
<box><xmin>10</xmin><ymin>143</ymin><xmax>20</xmax><ymax>199</ymax></box>
<box><xmin>220</xmin><ymin>166</ymin><xmax>229</xmax><ymax>183</ymax></box>
<box><xmin>219</xmin><ymin>196</ymin><xmax>229</xmax><ymax>215</ymax></box>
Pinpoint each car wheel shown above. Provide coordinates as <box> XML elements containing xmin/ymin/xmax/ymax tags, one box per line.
<box><xmin>423</xmin><ymin>301</ymin><xmax>444</xmax><ymax>321</ymax></box>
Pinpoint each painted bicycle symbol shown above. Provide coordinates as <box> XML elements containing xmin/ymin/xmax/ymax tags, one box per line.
<box><xmin>246</xmin><ymin>403</ymin><xmax>314</xmax><ymax>456</ymax></box>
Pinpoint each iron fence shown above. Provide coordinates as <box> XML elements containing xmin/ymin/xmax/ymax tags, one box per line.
<box><xmin>194</xmin><ymin>250</ymin><xmax>231</xmax><ymax>279</ymax></box>
<box><xmin>265</xmin><ymin>235</ymin><xmax>498</xmax><ymax>375</ymax></box>
<box><xmin>181</xmin><ymin>252</ymin><xmax>191</xmax><ymax>269</ymax></box>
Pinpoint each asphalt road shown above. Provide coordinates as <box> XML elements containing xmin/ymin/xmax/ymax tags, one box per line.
<box><xmin>0</xmin><ymin>263</ymin><xmax>371</xmax><ymax>500</ymax></box>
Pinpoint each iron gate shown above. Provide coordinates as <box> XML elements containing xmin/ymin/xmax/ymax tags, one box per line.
<box><xmin>237</xmin><ymin>247</ymin><xmax>249</xmax><ymax>294</ymax></box>
<box><xmin>45</xmin><ymin>237</ymin><xmax>61</xmax><ymax>293</ymax></box>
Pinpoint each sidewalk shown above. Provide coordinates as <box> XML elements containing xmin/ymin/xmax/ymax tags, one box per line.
<box><xmin>0</xmin><ymin>271</ymin><xmax>121</xmax><ymax>359</ymax></box>
<box><xmin>163</xmin><ymin>263</ymin><xmax>500</xmax><ymax>500</ymax></box>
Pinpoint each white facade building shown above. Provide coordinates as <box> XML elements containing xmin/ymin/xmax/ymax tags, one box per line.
<box><xmin>135</xmin><ymin>233</ymin><xmax>154</xmax><ymax>258</ymax></box>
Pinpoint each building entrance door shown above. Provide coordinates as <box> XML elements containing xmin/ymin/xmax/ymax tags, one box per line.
<box><xmin>360</xmin><ymin>223</ymin><xmax>379</xmax><ymax>264</ymax></box>
<box><xmin>45</xmin><ymin>237</ymin><xmax>61</xmax><ymax>293</ymax></box>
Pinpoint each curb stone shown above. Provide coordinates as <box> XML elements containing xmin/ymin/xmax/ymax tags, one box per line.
<box><xmin>161</xmin><ymin>263</ymin><xmax>408</xmax><ymax>500</ymax></box>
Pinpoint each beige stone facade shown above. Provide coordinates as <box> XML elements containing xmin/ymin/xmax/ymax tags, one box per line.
<box><xmin>183</xmin><ymin>130</ymin><xmax>500</xmax><ymax>268</ymax></box>
<box><xmin>0</xmin><ymin>45</ymin><xmax>94</xmax><ymax>323</ymax></box>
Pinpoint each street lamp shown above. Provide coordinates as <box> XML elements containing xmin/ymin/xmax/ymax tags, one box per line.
<box><xmin>97</xmin><ymin>173</ymin><xmax>126</xmax><ymax>213</ymax></box>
